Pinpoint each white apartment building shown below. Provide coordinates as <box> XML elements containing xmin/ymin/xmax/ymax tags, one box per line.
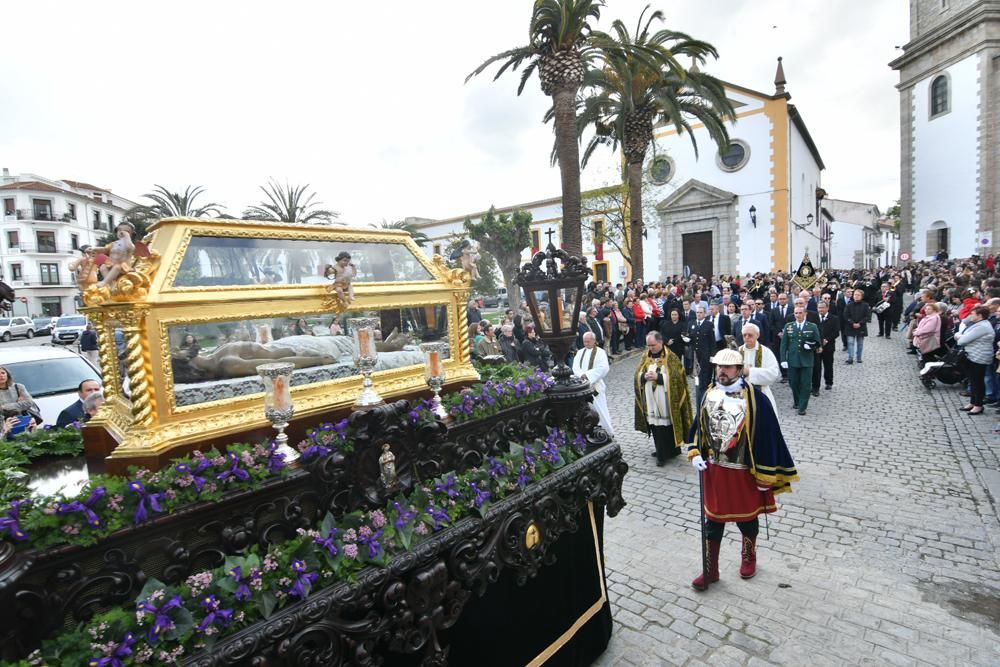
<box><xmin>821</xmin><ymin>198</ymin><xmax>887</xmax><ymax>270</ymax></box>
<box><xmin>0</xmin><ymin>169</ymin><xmax>139</xmax><ymax>317</ymax></box>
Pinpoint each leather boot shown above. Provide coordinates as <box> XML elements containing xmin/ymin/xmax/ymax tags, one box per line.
<box><xmin>691</xmin><ymin>539</ymin><xmax>721</xmax><ymax>591</ymax></box>
<box><xmin>739</xmin><ymin>534</ymin><xmax>757</xmax><ymax>579</ymax></box>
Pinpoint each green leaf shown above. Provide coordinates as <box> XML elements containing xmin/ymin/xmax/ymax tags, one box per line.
<box><xmin>137</xmin><ymin>577</ymin><xmax>168</xmax><ymax>603</ymax></box>
<box><xmin>259</xmin><ymin>592</ymin><xmax>278</xmax><ymax>619</ymax></box>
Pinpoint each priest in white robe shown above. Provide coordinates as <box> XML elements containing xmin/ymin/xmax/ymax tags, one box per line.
<box><xmin>572</xmin><ymin>332</ymin><xmax>614</xmax><ymax>437</ymax></box>
<box><xmin>738</xmin><ymin>322</ymin><xmax>779</xmax><ymax>411</ymax></box>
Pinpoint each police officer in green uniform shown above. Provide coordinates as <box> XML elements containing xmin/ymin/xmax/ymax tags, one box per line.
<box><xmin>779</xmin><ymin>306</ymin><xmax>820</xmax><ymax>415</ymax></box>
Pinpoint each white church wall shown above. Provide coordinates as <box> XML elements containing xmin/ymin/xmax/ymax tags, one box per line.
<box><xmin>830</xmin><ymin>221</ymin><xmax>867</xmax><ymax>269</ymax></box>
<box><xmin>647</xmin><ymin>103</ymin><xmax>774</xmax><ymax>276</ymax></box>
<box><xmin>912</xmin><ymin>53</ymin><xmax>980</xmax><ymax>259</ymax></box>
<box><xmin>788</xmin><ymin>122</ymin><xmax>823</xmax><ymax>267</ymax></box>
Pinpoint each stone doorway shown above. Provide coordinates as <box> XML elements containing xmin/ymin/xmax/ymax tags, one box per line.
<box><xmin>682</xmin><ymin>231</ymin><xmax>713</xmax><ymax>277</ymax></box>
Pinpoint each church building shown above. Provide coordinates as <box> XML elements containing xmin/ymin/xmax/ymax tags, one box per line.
<box><xmin>891</xmin><ymin>0</ymin><xmax>1000</xmax><ymax>260</ymax></box>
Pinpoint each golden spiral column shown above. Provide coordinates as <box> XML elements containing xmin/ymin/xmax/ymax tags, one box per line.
<box><xmin>116</xmin><ymin>305</ymin><xmax>155</xmax><ymax>428</ymax></box>
<box><xmin>457</xmin><ymin>299</ymin><xmax>470</xmax><ymax>363</ymax></box>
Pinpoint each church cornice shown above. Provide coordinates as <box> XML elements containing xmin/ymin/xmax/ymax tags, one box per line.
<box><xmin>889</xmin><ymin>1</ymin><xmax>1000</xmax><ymax>74</ymax></box>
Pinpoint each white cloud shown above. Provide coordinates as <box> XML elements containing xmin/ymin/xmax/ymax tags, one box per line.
<box><xmin>0</xmin><ymin>0</ymin><xmax>909</xmax><ymax>225</ymax></box>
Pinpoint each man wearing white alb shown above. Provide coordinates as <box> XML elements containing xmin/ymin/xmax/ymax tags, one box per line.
<box><xmin>572</xmin><ymin>331</ymin><xmax>614</xmax><ymax>437</ymax></box>
<box><xmin>738</xmin><ymin>323</ymin><xmax>780</xmax><ymax>411</ymax></box>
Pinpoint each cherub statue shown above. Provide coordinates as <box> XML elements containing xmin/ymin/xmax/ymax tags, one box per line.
<box><xmin>68</xmin><ymin>245</ymin><xmax>99</xmax><ymax>292</ymax></box>
<box><xmin>96</xmin><ymin>221</ymin><xmax>137</xmax><ymax>289</ymax></box>
<box><xmin>326</xmin><ymin>251</ymin><xmax>357</xmax><ymax>307</ymax></box>
<box><xmin>460</xmin><ymin>240</ymin><xmax>481</xmax><ymax>281</ymax></box>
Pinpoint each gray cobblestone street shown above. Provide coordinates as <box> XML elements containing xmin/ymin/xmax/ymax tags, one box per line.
<box><xmin>594</xmin><ymin>334</ymin><xmax>1000</xmax><ymax>666</ymax></box>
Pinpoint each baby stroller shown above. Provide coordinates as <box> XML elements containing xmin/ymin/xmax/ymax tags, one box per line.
<box><xmin>919</xmin><ymin>344</ymin><xmax>964</xmax><ymax>389</ymax></box>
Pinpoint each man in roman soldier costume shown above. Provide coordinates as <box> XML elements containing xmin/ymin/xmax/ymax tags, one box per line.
<box><xmin>687</xmin><ymin>348</ymin><xmax>799</xmax><ymax>590</ymax></box>
<box><xmin>634</xmin><ymin>331</ymin><xmax>693</xmax><ymax>466</ymax></box>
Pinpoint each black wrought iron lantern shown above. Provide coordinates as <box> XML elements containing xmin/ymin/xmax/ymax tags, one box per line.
<box><xmin>515</xmin><ymin>236</ymin><xmax>590</xmax><ymax>386</ymax></box>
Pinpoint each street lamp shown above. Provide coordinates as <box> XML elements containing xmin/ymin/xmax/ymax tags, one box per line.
<box><xmin>749</xmin><ymin>205</ymin><xmax>757</xmax><ymax>228</ymax></box>
<box><xmin>807</xmin><ymin>213</ymin><xmax>814</xmax><ymax>225</ymax></box>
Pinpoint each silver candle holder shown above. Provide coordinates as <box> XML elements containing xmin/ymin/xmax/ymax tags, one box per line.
<box><xmin>256</xmin><ymin>362</ymin><xmax>300</xmax><ymax>466</ymax></box>
<box><xmin>419</xmin><ymin>341</ymin><xmax>450</xmax><ymax>421</ymax></box>
<box><xmin>349</xmin><ymin>316</ymin><xmax>384</xmax><ymax>409</ymax></box>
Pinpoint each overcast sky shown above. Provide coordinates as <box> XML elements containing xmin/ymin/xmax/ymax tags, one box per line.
<box><xmin>0</xmin><ymin>0</ymin><xmax>909</xmax><ymax>224</ymax></box>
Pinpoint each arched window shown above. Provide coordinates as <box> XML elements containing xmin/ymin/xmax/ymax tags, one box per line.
<box><xmin>930</xmin><ymin>75</ymin><xmax>949</xmax><ymax>117</ymax></box>
<box><xmin>927</xmin><ymin>220</ymin><xmax>949</xmax><ymax>258</ymax></box>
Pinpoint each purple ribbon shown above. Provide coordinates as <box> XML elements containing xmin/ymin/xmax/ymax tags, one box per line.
<box><xmin>196</xmin><ymin>595</ymin><xmax>234</xmax><ymax>633</ymax></box>
<box><xmin>216</xmin><ymin>452</ymin><xmax>250</xmax><ymax>483</ymax></box>
<box><xmin>87</xmin><ymin>632</ymin><xmax>136</xmax><ymax>667</ymax></box>
<box><xmin>0</xmin><ymin>499</ymin><xmax>30</xmax><ymax>542</ymax></box>
<box><xmin>288</xmin><ymin>560</ymin><xmax>318</xmax><ymax>600</ymax></box>
<box><xmin>175</xmin><ymin>458</ymin><xmax>212</xmax><ymax>494</ymax></box>
<box><xmin>57</xmin><ymin>487</ymin><xmax>107</xmax><ymax>529</ymax></box>
<box><xmin>127</xmin><ymin>480</ymin><xmax>164</xmax><ymax>525</ymax></box>
<box><xmin>136</xmin><ymin>594</ymin><xmax>183</xmax><ymax>645</ymax></box>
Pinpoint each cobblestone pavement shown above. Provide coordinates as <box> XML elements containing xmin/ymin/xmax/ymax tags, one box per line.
<box><xmin>593</xmin><ymin>334</ymin><xmax>1000</xmax><ymax>666</ymax></box>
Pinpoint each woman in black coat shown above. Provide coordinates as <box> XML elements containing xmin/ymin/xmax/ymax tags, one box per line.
<box><xmin>519</xmin><ymin>324</ymin><xmax>554</xmax><ymax>370</ymax></box>
<box><xmin>844</xmin><ymin>289</ymin><xmax>872</xmax><ymax>364</ymax></box>
<box><xmin>659</xmin><ymin>308</ymin><xmax>687</xmax><ymax>360</ymax></box>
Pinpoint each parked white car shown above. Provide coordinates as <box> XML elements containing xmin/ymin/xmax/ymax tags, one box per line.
<box><xmin>0</xmin><ymin>316</ymin><xmax>35</xmax><ymax>342</ymax></box>
<box><xmin>50</xmin><ymin>314</ymin><xmax>89</xmax><ymax>345</ymax></box>
<box><xmin>0</xmin><ymin>346</ymin><xmax>101</xmax><ymax>426</ymax></box>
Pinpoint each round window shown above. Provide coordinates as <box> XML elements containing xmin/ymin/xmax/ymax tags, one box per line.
<box><xmin>718</xmin><ymin>141</ymin><xmax>749</xmax><ymax>171</ymax></box>
<box><xmin>649</xmin><ymin>156</ymin><xmax>674</xmax><ymax>184</ymax></box>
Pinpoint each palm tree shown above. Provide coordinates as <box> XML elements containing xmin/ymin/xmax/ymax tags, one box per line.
<box><xmin>242</xmin><ymin>180</ymin><xmax>338</xmax><ymax>225</ymax></box>
<box><xmin>134</xmin><ymin>184</ymin><xmax>225</xmax><ymax>218</ymax></box>
<box><xmin>379</xmin><ymin>220</ymin><xmax>430</xmax><ymax>247</ymax></box>
<box><xmin>577</xmin><ymin>7</ymin><xmax>736</xmax><ymax>281</ymax></box>
<box><xmin>467</xmin><ymin>0</ymin><xmax>613</xmax><ymax>257</ymax></box>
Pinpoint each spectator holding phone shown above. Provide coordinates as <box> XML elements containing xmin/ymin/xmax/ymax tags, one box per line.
<box><xmin>2</xmin><ymin>414</ymin><xmax>36</xmax><ymax>439</ymax></box>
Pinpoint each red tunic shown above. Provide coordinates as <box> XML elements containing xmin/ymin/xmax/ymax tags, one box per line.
<box><xmin>703</xmin><ymin>465</ymin><xmax>776</xmax><ymax>522</ymax></box>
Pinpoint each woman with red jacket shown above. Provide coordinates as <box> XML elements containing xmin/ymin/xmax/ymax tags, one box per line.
<box><xmin>958</xmin><ymin>288</ymin><xmax>981</xmax><ymax>322</ymax></box>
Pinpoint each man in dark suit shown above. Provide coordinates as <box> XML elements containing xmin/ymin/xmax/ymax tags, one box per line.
<box><xmin>707</xmin><ymin>302</ymin><xmax>732</xmax><ymax>352</ymax></box>
<box><xmin>768</xmin><ymin>293</ymin><xmax>792</xmax><ymax>380</ymax></box>
<box><xmin>751</xmin><ymin>299</ymin><xmax>770</xmax><ymax>347</ymax></box>
<box><xmin>780</xmin><ymin>306</ymin><xmax>821</xmax><ymax>416</ymax></box>
<box><xmin>56</xmin><ymin>379</ymin><xmax>101</xmax><ymax>428</ymax></box>
<box><xmin>836</xmin><ymin>290</ymin><xmax>853</xmax><ymax>351</ymax></box>
<box><xmin>730</xmin><ymin>303</ymin><xmax>752</xmax><ymax>347</ymax></box>
<box><xmin>812</xmin><ymin>300</ymin><xmax>840</xmax><ymax>394</ymax></box>
<box><xmin>688</xmin><ymin>306</ymin><xmax>715</xmax><ymax>408</ymax></box>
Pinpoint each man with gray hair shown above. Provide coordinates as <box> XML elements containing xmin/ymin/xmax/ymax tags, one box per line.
<box><xmin>572</xmin><ymin>331</ymin><xmax>614</xmax><ymax>436</ymax></box>
<box><xmin>738</xmin><ymin>322</ymin><xmax>779</xmax><ymax>411</ymax></box>
<box><xmin>82</xmin><ymin>391</ymin><xmax>105</xmax><ymax>421</ymax></box>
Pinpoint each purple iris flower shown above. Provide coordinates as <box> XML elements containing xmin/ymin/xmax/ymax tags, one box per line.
<box><xmin>0</xmin><ymin>499</ymin><xmax>30</xmax><ymax>541</ymax></box>
<box><xmin>196</xmin><ymin>595</ymin><xmax>234</xmax><ymax>633</ymax></box>
<box><xmin>313</xmin><ymin>527</ymin><xmax>339</xmax><ymax>557</ymax></box>
<box><xmin>516</xmin><ymin>464</ymin><xmax>531</xmax><ymax>489</ymax></box>
<box><xmin>266</xmin><ymin>442</ymin><xmax>286</xmax><ymax>473</ymax></box>
<box><xmin>487</xmin><ymin>457</ymin><xmax>507</xmax><ymax>479</ymax></box>
<box><xmin>333</xmin><ymin>418</ymin><xmax>349</xmax><ymax>441</ymax></box>
<box><xmin>175</xmin><ymin>458</ymin><xmax>212</xmax><ymax>494</ymax></box>
<box><xmin>216</xmin><ymin>452</ymin><xmax>250</xmax><ymax>483</ymax></box>
<box><xmin>87</xmin><ymin>632</ymin><xmax>136</xmax><ymax>667</ymax></box>
<box><xmin>469</xmin><ymin>482</ymin><xmax>491</xmax><ymax>509</ymax></box>
<box><xmin>358</xmin><ymin>528</ymin><xmax>383</xmax><ymax>559</ymax></box>
<box><xmin>514</xmin><ymin>380</ymin><xmax>527</xmax><ymax>398</ymax></box>
<box><xmin>540</xmin><ymin>440</ymin><xmax>561</xmax><ymax>465</ymax></box>
<box><xmin>426</xmin><ymin>505</ymin><xmax>450</xmax><ymax>530</ymax></box>
<box><xmin>434</xmin><ymin>473</ymin><xmax>459</xmax><ymax>499</ymax></box>
<box><xmin>57</xmin><ymin>487</ymin><xmax>107</xmax><ymax>529</ymax></box>
<box><xmin>392</xmin><ymin>502</ymin><xmax>417</xmax><ymax>531</ymax></box>
<box><xmin>288</xmin><ymin>560</ymin><xmax>319</xmax><ymax>600</ymax></box>
<box><xmin>301</xmin><ymin>442</ymin><xmax>331</xmax><ymax>461</ymax></box>
<box><xmin>522</xmin><ymin>445</ymin><xmax>537</xmax><ymax>468</ymax></box>
<box><xmin>572</xmin><ymin>432</ymin><xmax>588</xmax><ymax>454</ymax></box>
<box><xmin>127</xmin><ymin>480</ymin><xmax>165</xmax><ymax>524</ymax></box>
<box><xmin>136</xmin><ymin>594</ymin><xmax>183</xmax><ymax>645</ymax></box>
<box><xmin>229</xmin><ymin>565</ymin><xmax>253</xmax><ymax>601</ymax></box>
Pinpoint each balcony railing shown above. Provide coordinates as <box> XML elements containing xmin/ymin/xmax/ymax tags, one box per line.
<box><xmin>1</xmin><ymin>209</ymin><xmax>77</xmax><ymax>222</ymax></box>
<box><xmin>5</xmin><ymin>277</ymin><xmax>75</xmax><ymax>288</ymax></box>
<box><xmin>5</xmin><ymin>242</ymin><xmax>76</xmax><ymax>254</ymax></box>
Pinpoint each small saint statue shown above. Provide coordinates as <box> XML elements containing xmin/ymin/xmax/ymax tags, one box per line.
<box><xmin>326</xmin><ymin>251</ymin><xmax>357</xmax><ymax>308</ymax></box>
<box><xmin>68</xmin><ymin>245</ymin><xmax>99</xmax><ymax>292</ymax></box>
<box><xmin>379</xmin><ymin>443</ymin><xmax>398</xmax><ymax>491</ymax></box>
<box><xmin>460</xmin><ymin>241</ymin><xmax>481</xmax><ymax>281</ymax></box>
<box><xmin>96</xmin><ymin>221</ymin><xmax>137</xmax><ymax>289</ymax></box>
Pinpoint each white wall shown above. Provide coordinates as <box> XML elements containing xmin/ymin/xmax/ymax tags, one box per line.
<box><xmin>830</xmin><ymin>221</ymin><xmax>866</xmax><ymax>269</ymax></box>
<box><xmin>788</xmin><ymin>122</ymin><xmax>823</xmax><ymax>266</ymax></box>
<box><xmin>911</xmin><ymin>53</ymin><xmax>980</xmax><ymax>259</ymax></box>
<box><xmin>646</xmin><ymin>88</ymin><xmax>775</xmax><ymax>275</ymax></box>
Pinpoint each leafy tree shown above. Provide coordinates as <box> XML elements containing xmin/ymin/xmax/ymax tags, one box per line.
<box><xmin>468</xmin><ymin>0</ymin><xmax>630</xmax><ymax>257</ymax></box>
<box><xmin>579</xmin><ymin>178</ymin><xmax>658</xmax><ymax>272</ymax></box>
<box><xmin>576</xmin><ymin>7</ymin><xmax>735</xmax><ymax>280</ymax></box>
<box><xmin>242</xmin><ymin>180</ymin><xmax>338</xmax><ymax>224</ymax></box>
<box><xmin>463</xmin><ymin>207</ymin><xmax>533</xmax><ymax>312</ymax></box>
<box><xmin>380</xmin><ymin>220</ymin><xmax>430</xmax><ymax>247</ymax></box>
<box><xmin>885</xmin><ymin>200</ymin><xmax>901</xmax><ymax>234</ymax></box>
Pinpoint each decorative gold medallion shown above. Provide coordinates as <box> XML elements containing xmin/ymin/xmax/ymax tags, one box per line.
<box><xmin>525</xmin><ymin>522</ymin><xmax>541</xmax><ymax>549</ymax></box>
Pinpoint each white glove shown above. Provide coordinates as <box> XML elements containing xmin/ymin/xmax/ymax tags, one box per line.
<box><xmin>757</xmin><ymin>486</ymin><xmax>771</xmax><ymax>492</ymax></box>
<box><xmin>780</xmin><ymin>361</ymin><xmax>788</xmax><ymax>369</ymax></box>
<box><xmin>691</xmin><ymin>455</ymin><xmax>708</xmax><ymax>471</ymax></box>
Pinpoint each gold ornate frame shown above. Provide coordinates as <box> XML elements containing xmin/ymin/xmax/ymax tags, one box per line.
<box><xmin>83</xmin><ymin>218</ymin><xmax>477</xmax><ymax>470</ymax></box>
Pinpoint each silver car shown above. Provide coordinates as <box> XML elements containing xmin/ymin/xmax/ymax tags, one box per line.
<box><xmin>0</xmin><ymin>316</ymin><xmax>35</xmax><ymax>342</ymax></box>
<box><xmin>0</xmin><ymin>346</ymin><xmax>101</xmax><ymax>425</ymax></box>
